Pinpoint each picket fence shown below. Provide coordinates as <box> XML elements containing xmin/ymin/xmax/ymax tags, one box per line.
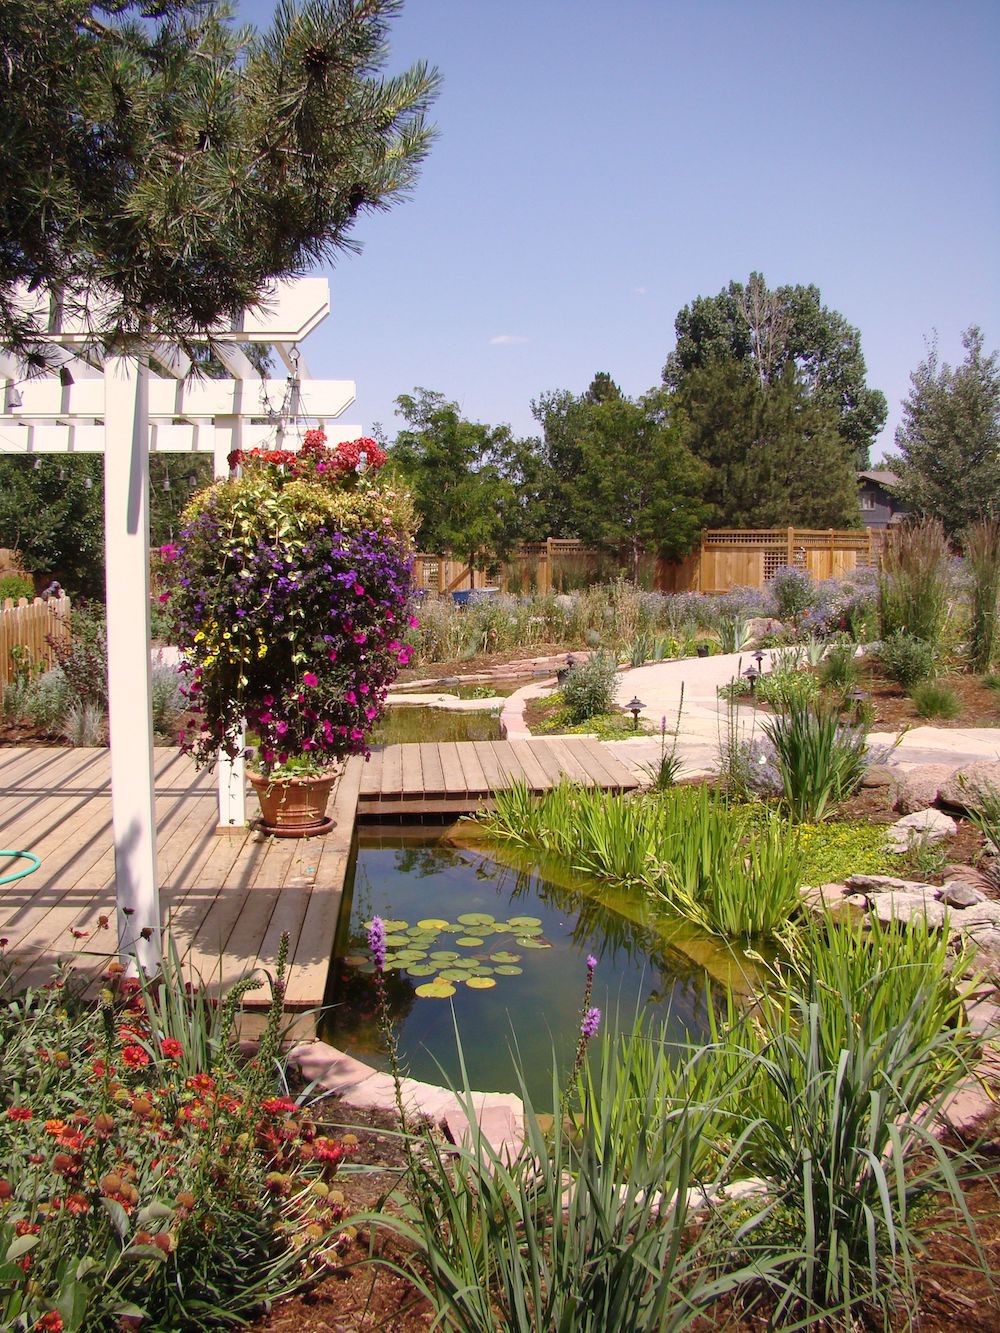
<box><xmin>0</xmin><ymin>595</ymin><xmax>72</xmax><ymax>691</ymax></box>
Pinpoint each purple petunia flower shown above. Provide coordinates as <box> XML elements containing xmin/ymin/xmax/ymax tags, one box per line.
<box><xmin>368</xmin><ymin>916</ymin><xmax>386</xmax><ymax>972</ymax></box>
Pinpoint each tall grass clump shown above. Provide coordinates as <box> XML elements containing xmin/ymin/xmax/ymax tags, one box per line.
<box><xmin>877</xmin><ymin>518</ymin><xmax>952</xmax><ymax>646</ymax></box>
<box><xmin>762</xmin><ymin>698</ymin><xmax>868</xmax><ymax>821</ymax></box>
<box><xmin>360</xmin><ymin>1014</ymin><xmax>782</xmax><ymax>1333</ymax></box>
<box><xmin>963</xmin><ymin>517</ymin><xmax>1000</xmax><ymax>671</ymax></box>
<box><xmin>911</xmin><ymin>679</ymin><xmax>961</xmax><ymax>719</ymax></box>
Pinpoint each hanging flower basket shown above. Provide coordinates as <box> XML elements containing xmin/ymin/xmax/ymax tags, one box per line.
<box><xmin>162</xmin><ymin>431</ymin><xmax>418</xmax><ymax>836</ymax></box>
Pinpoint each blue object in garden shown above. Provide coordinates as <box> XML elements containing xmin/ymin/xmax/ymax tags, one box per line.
<box><xmin>0</xmin><ymin>849</ymin><xmax>41</xmax><ymax>886</ymax></box>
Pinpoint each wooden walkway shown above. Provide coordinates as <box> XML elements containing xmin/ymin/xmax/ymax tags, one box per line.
<box><xmin>0</xmin><ymin>747</ymin><xmax>360</xmax><ymax>1014</ymax></box>
<box><xmin>357</xmin><ymin>738</ymin><xmax>641</xmax><ymax>815</ymax></box>
<box><xmin>0</xmin><ymin>737</ymin><xmax>640</xmax><ymax>1014</ymax></box>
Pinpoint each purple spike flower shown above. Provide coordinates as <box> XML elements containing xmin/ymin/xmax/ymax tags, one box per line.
<box><xmin>586</xmin><ymin>954</ymin><xmax>597</xmax><ymax>973</ymax></box>
<box><xmin>368</xmin><ymin>916</ymin><xmax>386</xmax><ymax>972</ymax></box>
<box><xmin>581</xmin><ymin>1007</ymin><xmax>601</xmax><ymax>1040</ymax></box>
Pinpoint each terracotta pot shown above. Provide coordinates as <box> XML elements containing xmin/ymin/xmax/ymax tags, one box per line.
<box><xmin>248</xmin><ymin>767</ymin><xmax>340</xmax><ymax>837</ymax></box>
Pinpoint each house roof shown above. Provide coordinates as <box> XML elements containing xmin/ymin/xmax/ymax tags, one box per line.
<box><xmin>858</xmin><ymin>470</ymin><xmax>900</xmax><ymax>486</ymax></box>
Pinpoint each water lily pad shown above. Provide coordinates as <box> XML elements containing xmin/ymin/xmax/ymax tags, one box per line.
<box><xmin>416</xmin><ymin>918</ymin><xmax>450</xmax><ymax>931</ymax></box>
<box><xmin>415</xmin><ymin>981</ymin><xmax>456</xmax><ymax>998</ymax></box>
<box><xmin>494</xmin><ymin>965</ymin><xmax>523</xmax><ymax>976</ymax></box>
<box><xmin>448</xmin><ymin>957</ymin><xmax>478</xmax><ymax>969</ymax></box>
<box><xmin>455</xmin><ymin>936</ymin><xmax>485</xmax><ymax>947</ymax></box>
<box><xmin>406</xmin><ymin>963</ymin><xmax>437</xmax><ymax>977</ymax></box>
<box><xmin>438</xmin><ymin>968</ymin><xmax>470</xmax><ymax>982</ymax></box>
<box><xmin>364</xmin><ymin>918</ymin><xmax>407</xmax><ymax>933</ymax></box>
<box><xmin>468</xmin><ymin>965</ymin><xmax>495</xmax><ymax>977</ymax></box>
<box><xmin>507</xmin><ymin>915</ymin><xmax>541</xmax><ymax>928</ymax></box>
<box><xmin>457</xmin><ymin>912</ymin><xmax>495</xmax><ymax>926</ymax></box>
<box><xmin>383</xmin><ymin>935</ymin><xmax>410</xmax><ymax>949</ymax></box>
<box><xmin>516</xmin><ymin>937</ymin><xmax>552</xmax><ymax>949</ymax></box>
<box><xmin>465</xmin><ymin>977</ymin><xmax>496</xmax><ymax>989</ymax></box>
<box><xmin>489</xmin><ymin>950</ymin><xmax>521</xmax><ymax>964</ymax></box>
<box><xmin>343</xmin><ymin>953</ymin><xmax>369</xmax><ymax>968</ymax></box>
<box><xmin>394</xmin><ymin>949</ymin><xmax>427</xmax><ymax>961</ymax></box>
<box><xmin>441</xmin><ymin>923</ymin><xmax>464</xmax><ymax>933</ymax></box>
<box><xmin>429</xmin><ymin>950</ymin><xmax>460</xmax><ymax>962</ymax></box>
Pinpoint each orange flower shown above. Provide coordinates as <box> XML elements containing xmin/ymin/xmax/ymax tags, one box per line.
<box><xmin>43</xmin><ymin>1119</ymin><xmax>69</xmax><ymax>1137</ymax></box>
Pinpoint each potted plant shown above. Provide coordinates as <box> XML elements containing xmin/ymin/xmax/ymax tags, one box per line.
<box><xmin>162</xmin><ymin>430</ymin><xmax>417</xmax><ymax>835</ymax></box>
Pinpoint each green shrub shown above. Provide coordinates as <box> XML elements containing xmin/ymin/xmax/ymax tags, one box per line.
<box><xmin>151</xmin><ymin>661</ymin><xmax>185</xmax><ymax>738</ymax></box>
<box><xmin>762</xmin><ymin>699</ymin><xmax>868</xmax><ymax>822</ymax></box>
<box><xmin>24</xmin><ymin>668</ymin><xmax>73</xmax><ymax>733</ymax></box>
<box><xmin>819</xmin><ymin>641</ymin><xmax>860</xmax><ymax>695</ymax></box>
<box><xmin>877</xmin><ymin>630</ymin><xmax>936</xmax><ymax>691</ymax></box>
<box><xmin>756</xmin><ymin>666</ymin><xmax>819</xmax><ymax>711</ymax></box>
<box><xmin>0</xmin><ymin>938</ymin><xmax>346</xmax><ymax>1330</ymax></box>
<box><xmin>768</xmin><ymin>565</ymin><xmax>816</xmax><ymax>622</ymax></box>
<box><xmin>0</xmin><ymin>573</ymin><xmax>35</xmax><ymax>601</ymax></box>
<box><xmin>560</xmin><ymin>650</ymin><xmax>618</xmax><ymax>724</ymax></box>
<box><xmin>717</xmin><ymin>612</ymin><xmax>751</xmax><ymax>653</ymax></box>
<box><xmin>911</xmin><ymin>679</ymin><xmax>961</xmax><ymax>719</ymax></box>
<box><xmin>49</xmin><ymin>602</ymin><xmax>108</xmax><ymax>709</ymax></box>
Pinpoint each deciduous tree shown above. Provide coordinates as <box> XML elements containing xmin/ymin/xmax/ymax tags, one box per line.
<box><xmin>663</xmin><ymin>273</ymin><xmax>886</xmax><ymax>469</ymax></box>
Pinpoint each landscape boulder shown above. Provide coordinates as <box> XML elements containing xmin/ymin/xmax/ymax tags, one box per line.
<box><xmin>886</xmin><ymin>808</ymin><xmax>957</xmax><ymax>853</ymax></box>
<box><xmin>892</xmin><ymin>763</ymin><xmax>961</xmax><ymax>815</ymax></box>
<box><xmin>937</xmin><ymin>760</ymin><xmax>1000</xmax><ymax>816</ymax></box>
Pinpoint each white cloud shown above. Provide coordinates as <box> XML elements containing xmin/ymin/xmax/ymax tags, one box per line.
<box><xmin>489</xmin><ymin>334</ymin><xmax>529</xmax><ymax>345</ymax></box>
<box><xmin>633</xmin><ymin>285</ymin><xmax>649</xmax><ymax>296</ymax></box>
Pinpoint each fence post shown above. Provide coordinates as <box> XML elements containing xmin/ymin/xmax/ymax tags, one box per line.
<box><xmin>787</xmin><ymin>526</ymin><xmax>795</xmax><ymax>567</ymax></box>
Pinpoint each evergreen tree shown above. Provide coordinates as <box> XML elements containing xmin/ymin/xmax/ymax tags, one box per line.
<box><xmin>663</xmin><ymin>273</ymin><xmax>886</xmax><ymax>469</ymax></box>
<box><xmin>677</xmin><ymin>359</ymin><xmax>860</xmax><ymax>529</ymax></box>
<box><xmin>884</xmin><ymin>327</ymin><xmax>1000</xmax><ymax>535</ymax></box>
<box><xmin>0</xmin><ymin>0</ymin><xmax>438</xmax><ymax>357</ymax></box>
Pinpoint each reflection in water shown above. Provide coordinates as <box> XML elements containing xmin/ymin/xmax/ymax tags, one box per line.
<box><xmin>324</xmin><ymin>828</ymin><xmax>735</xmax><ymax>1101</ymax></box>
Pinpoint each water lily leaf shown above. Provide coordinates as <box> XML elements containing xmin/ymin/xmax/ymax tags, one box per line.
<box><xmin>465</xmin><ymin>977</ymin><xmax>496</xmax><ymax>989</ymax></box>
<box><xmin>383</xmin><ymin>935</ymin><xmax>410</xmax><ymax>949</ymax></box>
<box><xmin>417</xmin><ymin>918</ymin><xmax>450</xmax><ymax>930</ymax></box>
<box><xmin>489</xmin><ymin>951</ymin><xmax>521</xmax><ymax>964</ymax></box>
<box><xmin>407</xmin><ymin>963</ymin><xmax>437</xmax><ymax>977</ymax></box>
<box><xmin>438</xmin><ymin>968</ymin><xmax>470</xmax><ymax>982</ymax></box>
<box><xmin>457</xmin><ymin>912</ymin><xmax>495</xmax><ymax>925</ymax></box>
<box><xmin>468</xmin><ymin>965</ymin><xmax>494</xmax><ymax>976</ymax></box>
<box><xmin>516</xmin><ymin>937</ymin><xmax>552</xmax><ymax>949</ymax></box>
<box><xmin>429</xmin><ymin>950</ymin><xmax>460</xmax><ymax>961</ymax></box>
<box><xmin>343</xmin><ymin>953</ymin><xmax>369</xmax><ymax>968</ymax></box>
<box><xmin>494</xmin><ymin>965</ymin><xmax>523</xmax><ymax>976</ymax></box>
<box><xmin>382</xmin><ymin>920</ymin><xmax>408</xmax><ymax>932</ymax></box>
<box><xmin>415</xmin><ymin>981</ymin><xmax>456</xmax><ymax>998</ymax></box>
<box><xmin>455</xmin><ymin>936</ymin><xmax>484</xmax><ymax>947</ymax></box>
<box><xmin>441</xmin><ymin>923</ymin><xmax>464</xmax><ymax>933</ymax></box>
<box><xmin>507</xmin><ymin>915</ymin><xmax>542</xmax><ymax>928</ymax></box>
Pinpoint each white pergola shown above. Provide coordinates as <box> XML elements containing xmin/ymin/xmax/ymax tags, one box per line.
<box><xmin>0</xmin><ymin>278</ymin><xmax>360</xmax><ymax>973</ymax></box>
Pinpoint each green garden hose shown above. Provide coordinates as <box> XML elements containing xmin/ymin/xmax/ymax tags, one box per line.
<box><xmin>0</xmin><ymin>849</ymin><xmax>40</xmax><ymax>886</ymax></box>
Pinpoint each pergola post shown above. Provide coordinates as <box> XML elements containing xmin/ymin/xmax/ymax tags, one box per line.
<box><xmin>213</xmin><ymin>412</ymin><xmax>246</xmax><ymax>830</ymax></box>
<box><xmin>103</xmin><ymin>353</ymin><xmax>161</xmax><ymax>973</ymax></box>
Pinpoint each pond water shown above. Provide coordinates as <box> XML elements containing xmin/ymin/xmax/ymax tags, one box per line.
<box><xmin>323</xmin><ymin>827</ymin><xmax>743</xmax><ymax>1101</ymax></box>
<box><xmin>370</xmin><ymin>707</ymin><xmax>502</xmax><ymax>745</ymax></box>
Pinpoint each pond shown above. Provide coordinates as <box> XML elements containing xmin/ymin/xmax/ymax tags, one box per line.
<box><xmin>322</xmin><ymin>826</ymin><xmax>747</xmax><ymax>1102</ymax></box>
<box><xmin>370</xmin><ymin>707</ymin><xmax>503</xmax><ymax>745</ymax></box>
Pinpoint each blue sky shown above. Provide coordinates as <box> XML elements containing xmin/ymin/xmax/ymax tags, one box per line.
<box><xmin>238</xmin><ymin>0</ymin><xmax>999</xmax><ymax>460</ymax></box>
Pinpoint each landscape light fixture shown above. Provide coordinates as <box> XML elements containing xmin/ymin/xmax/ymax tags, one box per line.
<box><xmin>627</xmin><ymin>696</ymin><xmax>645</xmax><ymax>730</ymax></box>
<box><xmin>847</xmin><ymin>688</ymin><xmax>867</xmax><ymax>722</ymax></box>
<box><xmin>744</xmin><ymin>665</ymin><xmax>760</xmax><ymax>694</ymax></box>
<box><xmin>753</xmin><ymin>649</ymin><xmax>765</xmax><ymax>672</ymax></box>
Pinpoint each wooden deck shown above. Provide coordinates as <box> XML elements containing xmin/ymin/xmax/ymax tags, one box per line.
<box><xmin>357</xmin><ymin>738</ymin><xmax>641</xmax><ymax>815</ymax></box>
<box><xmin>0</xmin><ymin>747</ymin><xmax>361</xmax><ymax>1013</ymax></box>
<box><xmin>0</xmin><ymin>737</ymin><xmax>640</xmax><ymax>1013</ymax></box>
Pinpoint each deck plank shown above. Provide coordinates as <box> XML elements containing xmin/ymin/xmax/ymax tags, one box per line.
<box><xmin>503</xmin><ymin>740</ymin><xmax>552</xmax><ymax>791</ymax></box>
<box><xmin>418</xmin><ymin>743</ymin><xmax>447</xmax><ymax>796</ymax></box>
<box><xmin>436</xmin><ymin>742</ymin><xmax>467</xmax><ymax>795</ymax></box>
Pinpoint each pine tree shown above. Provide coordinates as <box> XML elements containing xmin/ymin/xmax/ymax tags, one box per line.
<box><xmin>0</xmin><ymin>0</ymin><xmax>438</xmax><ymax>356</ymax></box>
<box><xmin>885</xmin><ymin>327</ymin><xmax>1000</xmax><ymax>536</ymax></box>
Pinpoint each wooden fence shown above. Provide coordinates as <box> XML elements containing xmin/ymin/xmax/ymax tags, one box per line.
<box><xmin>413</xmin><ymin>528</ymin><xmax>882</xmax><ymax>599</ymax></box>
<box><xmin>0</xmin><ymin>596</ymin><xmax>72</xmax><ymax>691</ymax></box>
